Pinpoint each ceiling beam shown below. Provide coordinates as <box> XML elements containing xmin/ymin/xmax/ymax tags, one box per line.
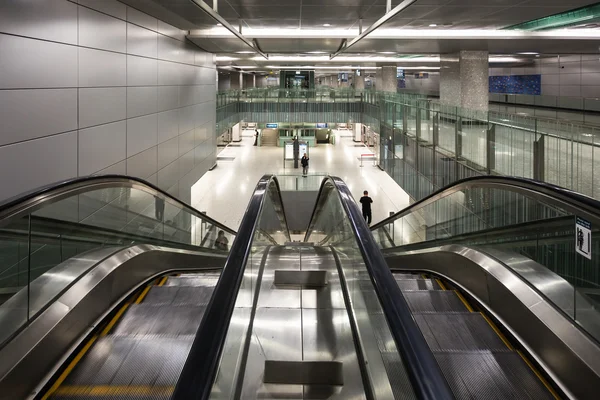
<box><xmin>189</xmin><ymin>0</ymin><xmax>268</xmax><ymax>59</ymax></box>
<box><xmin>330</xmin><ymin>0</ymin><xmax>418</xmax><ymax>59</ymax></box>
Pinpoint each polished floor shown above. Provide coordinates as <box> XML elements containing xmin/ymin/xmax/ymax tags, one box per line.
<box><xmin>191</xmin><ymin>130</ymin><xmax>411</xmax><ymax>229</ymax></box>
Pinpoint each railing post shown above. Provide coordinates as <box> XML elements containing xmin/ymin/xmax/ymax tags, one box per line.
<box><xmin>487</xmin><ymin>123</ymin><xmax>496</xmax><ymax>175</ymax></box>
<box><xmin>432</xmin><ymin>112</ymin><xmax>439</xmax><ymax>188</ymax></box>
<box><xmin>533</xmin><ymin>134</ymin><xmax>545</xmax><ymax>181</ymax></box>
<box><xmin>455</xmin><ymin>115</ymin><xmax>462</xmax><ymax>180</ymax></box>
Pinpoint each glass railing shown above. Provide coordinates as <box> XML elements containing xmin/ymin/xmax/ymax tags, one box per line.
<box><xmin>275</xmin><ymin>173</ymin><xmax>328</xmax><ymax>191</ymax></box>
<box><xmin>217</xmin><ymin>87</ymin><xmax>600</xmax><ymax>202</ymax></box>
<box><xmin>0</xmin><ymin>175</ymin><xmax>235</xmax><ymax>346</ymax></box>
<box><xmin>174</xmin><ymin>175</ymin><xmax>290</xmax><ymax>399</ymax></box>
<box><xmin>371</xmin><ymin>176</ymin><xmax>600</xmax><ymax>343</ymax></box>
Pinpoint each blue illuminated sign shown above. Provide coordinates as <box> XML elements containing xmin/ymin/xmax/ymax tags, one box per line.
<box><xmin>266</xmin><ymin>123</ymin><xmax>278</xmax><ymax>128</ymax></box>
<box><xmin>316</xmin><ymin>123</ymin><xmax>328</xmax><ymax>128</ymax></box>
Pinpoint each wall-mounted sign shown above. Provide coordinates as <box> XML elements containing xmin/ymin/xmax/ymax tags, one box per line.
<box><xmin>415</xmin><ymin>72</ymin><xmax>429</xmax><ymax>79</ymax></box>
<box><xmin>316</xmin><ymin>123</ymin><xmax>328</xmax><ymax>128</ymax></box>
<box><xmin>576</xmin><ymin>217</ymin><xmax>592</xmax><ymax>260</ymax></box>
<box><xmin>266</xmin><ymin>123</ymin><xmax>278</xmax><ymax>129</ymax></box>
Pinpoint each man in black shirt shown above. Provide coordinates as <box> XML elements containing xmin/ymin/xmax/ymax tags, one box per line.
<box><xmin>360</xmin><ymin>190</ymin><xmax>373</xmax><ymax>225</ymax></box>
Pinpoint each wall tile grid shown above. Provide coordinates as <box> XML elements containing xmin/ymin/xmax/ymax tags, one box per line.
<box><xmin>0</xmin><ymin>0</ymin><xmax>217</xmax><ymax>203</ymax></box>
<box><xmin>490</xmin><ymin>55</ymin><xmax>600</xmax><ymax>99</ymax></box>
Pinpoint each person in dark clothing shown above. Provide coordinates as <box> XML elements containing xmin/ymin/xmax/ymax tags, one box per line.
<box><xmin>360</xmin><ymin>190</ymin><xmax>373</xmax><ymax>225</ymax></box>
<box><xmin>301</xmin><ymin>153</ymin><xmax>309</xmax><ymax>177</ymax></box>
<box><xmin>215</xmin><ymin>230</ymin><xmax>229</xmax><ymax>251</ymax></box>
<box><xmin>254</xmin><ymin>129</ymin><xmax>259</xmax><ymax>146</ymax></box>
<box><xmin>155</xmin><ymin>197</ymin><xmax>165</xmax><ymax>221</ymax></box>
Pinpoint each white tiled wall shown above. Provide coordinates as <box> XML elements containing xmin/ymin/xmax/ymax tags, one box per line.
<box><xmin>0</xmin><ymin>0</ymin><xmax>217</xmax><ymax>203</ymax></box>
<box><xmin>489</xmin><ymin>55</ymin><xmax>600</xmax><ymax>99</ymax></box>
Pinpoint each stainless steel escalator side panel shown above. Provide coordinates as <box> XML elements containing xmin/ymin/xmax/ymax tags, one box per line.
<box><xmin>385</xmin><ymin>244</ymin><xmax>600</xmax><ymax>400</ymax></box>
<box><xmin>0</xmin><ymin>244</ymin><xmax>226</xmax><ymax>400</ymax></box>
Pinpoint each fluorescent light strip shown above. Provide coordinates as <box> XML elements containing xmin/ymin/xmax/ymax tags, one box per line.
<box><xmin>191</xmin><ymin>27</ymin><xmax>600</xmax><ymax>39</ymax></box>
<box><xmin>217</xmin><ymin>55</ymin><xmax>519</xmax><ymax>63</ymax></box>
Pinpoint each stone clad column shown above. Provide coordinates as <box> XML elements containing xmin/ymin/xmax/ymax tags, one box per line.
<box><xmin>380</xmin><ymin>65</ymin><xmax>397</xmax><ymax>92</ymax></box>
<box><xmin>440</xmin><ymin>51</ymin><xmax>489</xmax><ymax>111</ymax></box>
<box><xmin>355</xmin><ymin>73</ymin><xmax>365</xmax><ymax>89</ymax></box>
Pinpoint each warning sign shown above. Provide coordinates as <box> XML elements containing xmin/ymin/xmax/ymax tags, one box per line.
<box><xmin>576</xmin><ymin>217</ymin><xmax>592</xmax><ymax>260</ymax></box>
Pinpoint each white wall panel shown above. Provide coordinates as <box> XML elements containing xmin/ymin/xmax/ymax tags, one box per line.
<box><xmin>79</xmin><ymin>87</ymin><xmax>126</xmax><ymax>128</ymax></box>
<box><xmin>127</xmin><ymin>146</ymin><xmax>157</xmax><ymax>179</ymax></box>
<box><xmin>79</xmin><ymin>48</ymin><xmax>127</xmax><ymax>87</ymax></box>
<box><xmin>127</xmin><ymin>87</ymin><xmax>158</xmax><ymax>118</ymax></box>
<box><xmin>158</xmin><ymin>136</ymin><xmax>179</xmax><ymax>169</ymax></box>
<box><xmin>78</xmin><ymin>0</ymin><xmax>127</xmax><ymax>19</ymax></box>
<box><xmin>0</xmin><ymin>131</ymin><xmax>78</xmax><ymax>199</ymax></box>
<box><xmin>127</xmin><ymin>6</ymin><xmax>158</xmax><ymax>31</ymax></box>
<box><xmin>0</xmin><ymin>35</ymin><xmax>77</xmax><ymax>89</ymax></box>
<box><xmin>158</xmin><ymin>86</ymin><xmax>180</xmax><ymax>111</ymax></box>
<box><xmin>0</xmin><ymin>89</ymin><xmax>77</xmax><ymax>146</ymax></box>
<box><xmin>0</xmin><ymin>0</ymin><xmax>78</xmax><ymax>44</ymax></box>
<box><xmin>79</xmin><ymin>121</ymin><xmax>126</xmax><ymax>176</ymax></box>
<box><xmin>127</xmin><ymin>114</ymin><xmax>158</xmax><ymax>157</ymax></box>
<box><xmin>127</xmin><ymin>23</ymin><xmax>158</xmax><ymax>58</ymax></box>
<box><xmin>79</xmin><ymin>6</ymin><xmax>126</xmax><ymax>53</ymax></box>
<box><xmin>0</xmin><ymin>2</ymin><xmax>216</xmax><ymax>201</ymax></box>
<box><xmin>158</xmin><ymin>109</ymin><xmax>180</xmax><ymax>143</ymax></box>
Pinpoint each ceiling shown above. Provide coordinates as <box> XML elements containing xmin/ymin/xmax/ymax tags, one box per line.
<box><xmin>120</xmin><ymin>0</ymin><xmax>600</xmax><ymax>72</ymax></box>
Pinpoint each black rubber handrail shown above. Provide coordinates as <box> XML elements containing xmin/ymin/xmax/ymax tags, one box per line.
<box><xmin>0</xmin><ymin>174</ymin><xmax>236</xmax><ymax>235</ymax></box>
<box><xmin>371</xmin><ymin>175</ymin><xmax>600</xmax><ymax>231</ymax></box>
<box><xmin>305</xmin><ymin>176</ymin><xmax>455</xmax><ymax>400</ymax></box>
<box><xmin>172</xmin><ymin>175</ymin><xmax>289</xmax><ymax>399</ymax></box>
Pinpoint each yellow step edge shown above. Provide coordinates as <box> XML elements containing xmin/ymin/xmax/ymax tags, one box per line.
<box><xmin>454</xmin><ymin>290</ymin><xmax>474</xmax><ymax>313</ymax></box>
<box><xmin>435</xmin><ymin>278</ymin><xmax>447</xmax><ymax>290</ymax></box>
<box><xmin>41</xmin><ymin>336</ymin><xmax>98</xmax><ymax>400</ymax></box>
<box><xmin>100</xmin><ymin>303</ymin><xmax>130</xmax><ymax>335</ymax></box>
<box><xmin>516</xmin><ymin>350</ymin><xmax>561</xmax><ymax>400</ymax></box>
<box><xmin>158</xmin><ymin>276</ymin><xmax>168</xmax><ymax>286</ymax></box>
<box><xmin>54</xmin><ymin>385</ymin><xmax>174</xmax><ymax>397</ymax></box>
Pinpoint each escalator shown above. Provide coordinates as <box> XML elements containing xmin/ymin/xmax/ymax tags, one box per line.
<box><xmin>46</xmin><ymin>271</ymin><xmax>219</xmax><ymax>399</ymax></box>
<box><xmin>0</xmin><ymin>174</ymin><xmax>599</xmax><ymax>399</ymax></box>
<box><xmin>372</xmin><ymin>175</ymin><xmax>600</xmax><ymax>399</ymax></box>
<box><xmin>393</xmin><ymin>272</ymin><xmax>556</xmax><ymax>399</ymax></box>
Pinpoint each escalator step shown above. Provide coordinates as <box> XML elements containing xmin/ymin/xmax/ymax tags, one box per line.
<box><xmin>164</xmin><ymin>276</ymin><xmax>219</xmax><ymax>287</ymax></box>
<box><xmin>111</xmin><ymin>305</ymin><xmax>206</xmax><ymax>337</ymax></box>
<box><xmin>402</xmin><ymin>290</ymin><xmax>467</xmax><ymax>313</ymax></box>
<box><xmin>393</xmin><ymin>273</ymin><xmax>420</xmax><ymax>279</ymax></box>
<box><xmin>143</xmin><ymin>286</ymin><xmax>215</xmax><ymax>306</ymax></box>
<box><xmin>395</xmin><ymin>279</ymin><xmax>440</xmax><ymax>291</ymax></box>
<box><xmin>435</xmin><ymin>352</ymin><xmax>555</xmax><ymax>400</ymax></box>
<box><xmin>177</xmin><ymin>271</ymin><xmax>221</xmax><ymax>278</ymax></box>
<box><xmin>414</xmin><ymin>313</ymin><xmax>511</xmax><ymax>352</ymax></box>
<box><xmin>57</xmin><ymin>337</ymin><xmax>193</xmax><ymax>393</ymax></box>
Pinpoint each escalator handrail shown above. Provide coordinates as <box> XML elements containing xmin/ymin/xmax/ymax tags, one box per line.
<box><xmin>371</xmin><ymin>175</ymin><xmax>600</xmax><ymax>231</ymax></box>
<box><xmin>172</xmin><ymin>175</ymin><xmax>290</xmax><ymax>400</ymax></box>
<box><xmin>0</xmin><ymin>174</ymin><xmax>236</xmax><ymax>235</ymax></box>
<box><xmin>305</xmin><ymin>176</ymin><xmax>455</xmax><ymax>400</ymax></box>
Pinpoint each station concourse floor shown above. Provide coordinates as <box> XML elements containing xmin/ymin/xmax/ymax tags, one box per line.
<box><xmin>191</xmin><ymin>130</ymin><xmax>411</xmax><ymax>230</ymax></box>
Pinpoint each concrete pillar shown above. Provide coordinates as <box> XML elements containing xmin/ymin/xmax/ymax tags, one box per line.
<box><xmin>230</xmin><ymin>73</ymin><xmax>240</xmax><ymax>89</ymax></box>
<box><xmin>355</xmin><ymin>73</ymin><xmax>365</xmax><ymax>90</ymax></box>
<box><xmin>243</xmin><ymin>74</ymin><xmax>253</xmax><ymax>88</ymax></box>
<box><xmin>253</xmin><ymin>74</ymin><xmax>256</xmax><ymax>88</ymax></box>
<box><xmin>239</xmin><ymin>72</ymin><xmax>244</xmax><ymax>89</ymax></box>
<box><xmin>440</xmin><ymin>50</ymin><xmax>489</xmax><ymax>111</ymax></box>
<box><xmin>380</xmin><ymin>66</ymin><xmax>397</xmax><ymax>92</ymax></box>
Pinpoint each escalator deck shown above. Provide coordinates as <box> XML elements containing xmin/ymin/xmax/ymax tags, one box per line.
<box><xmin>394</xmin><ymin>272</ymin><xmax>559</xmax><ymax>400</ymax></box>
<box><xmin>44</xmin><ymin>271</ymin><xmax>220</xmax><ymax>400</ymax></box>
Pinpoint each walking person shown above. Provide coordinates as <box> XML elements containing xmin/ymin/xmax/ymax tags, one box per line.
<box><xmin>301</xmin><ymin>153</ymin><xmax>309</xmax><ymax>177</ymax></box>
<box><xmin>360</xmin><ymin>190</ymin><xmax>373</xmax><ymax>225</ymax></box>
<box><xmin>215</xmin><ymin>230</ymin><xmax>229</xmax><ymax>251</ymax></box>
<box><xmin>254</xmin><ymin>129</ymin><xmax>259</xmax><ymax>146</ymax></box>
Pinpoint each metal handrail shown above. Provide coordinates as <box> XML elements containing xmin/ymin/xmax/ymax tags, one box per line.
<box><xmin>172</xmin><ymin>175</ymin><xmax>289</xmax><ymax>399</ymax></box>
<box><xmin>371</xmin><ymin>175</ymin><xmax>600</xmax><ymax>231</ymax></box>
<box><xmin>0</xmin><ymin>174</ymin><xmax>236</xmax><ymax>235</ymax></box>
<box><xmin>305</xmin><ymin>176</ymin><xmax>455</xmax><ymax>400</ymax></box>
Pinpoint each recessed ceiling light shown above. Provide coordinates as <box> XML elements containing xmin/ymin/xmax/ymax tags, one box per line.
<box><xmin>216</xmin><ymin>23</ymin><xmax>222</xmax><ymax>26</ymax></box>
<box><xmin>429</xmin><ymin>24</ymin><xmax>437</xmax><ymax>27</ymax></box>
<box><xmin>323</xmin><ymin>23</ymin><xmax>331</xmax><ymax>27</ymax></box>
<box><xmin>517</xmin><ymin>52</ymin><xmax>539</xmax><ymax>55</ymax></box>
<box><xmin>308</xmin><ymin>51</ymin><xmax>327</xmax><ymax>54</ymax></box>
<box><xmin>380</xmin><ymin>52</ymin><xmax>395</xmax><ymax>54</ymax></box>
<box><xmin>236</xmin><ymin>51</ymin><xmax>255</xmax><ymax>54</ymax></box>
